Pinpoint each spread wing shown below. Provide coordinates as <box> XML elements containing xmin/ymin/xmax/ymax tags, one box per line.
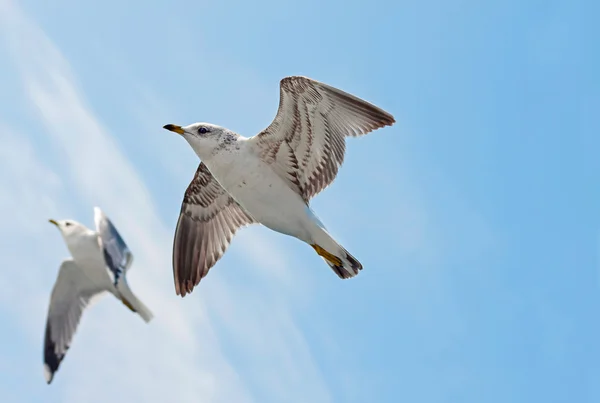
<box><xmin>173</xmin><ymin>162</ymin><xmax>256</xmax><ymax>297</ymax></box>
<box><xmin>94</xmin><ymin>207</ymin><xmax>133</xmax><ymax>286</ymax></box>
<box><xmin>43</xmin><ymin>260</ymin><xmax>107</xmax><ymax>384</ymax></box>
<box><xmin>250</xmin><ymin>76</ymin><xmax>395</xmax><ymax>202</ymax></box>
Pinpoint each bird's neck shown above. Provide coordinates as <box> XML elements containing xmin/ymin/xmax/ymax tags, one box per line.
<box><xmin>192</xmin><ymin>134</ymin><xmax>245</xmax><ymax>163</ymax></box>
<box><xmin>190</xmin><ymin>143</ymin><xmax>215</xmax><ymax>162</ymax></box>
<box><xmin>65</xmin><ymin>230</ymin><xmax>101</xmax><ymax>264</ymax></box>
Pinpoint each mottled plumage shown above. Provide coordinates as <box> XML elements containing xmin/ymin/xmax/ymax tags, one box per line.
<box><xmin>255</xmin><ymin>76</ymin><xmax>395</xmax><ymax>202</ymax></box>
<box><xmin>165</xmin><ymin>76</ymin><xmax>395</xmax><ymax>297</ymax></box>
<box><xmin>173</xmin><ymin>163</ymin><xmax>256</xmax><ymax>295</ymax></box>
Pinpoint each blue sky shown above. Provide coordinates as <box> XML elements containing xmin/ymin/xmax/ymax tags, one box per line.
<box><xmin>0</xmin><ymin>0</ymin><xmax>598</xmax><ymax>402</ymax></box>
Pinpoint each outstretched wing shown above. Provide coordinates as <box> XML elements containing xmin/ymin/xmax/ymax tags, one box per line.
<box><xmin>173</xmin><ymin>162</ymin><xmax>256</xmax><ymax>297</ymax></box>
<box><xmin>43</xmin><ymin>260</ymin><xmax>106</xmax><ymax>384</ymax></box>
<box><xmin>250</xmin><ymin>76</ymin><xmax>395</xmax><ymax>202</ymax></box>
<box><xmin>94</xmin><ymin>207</ymin><xmax>133</xmax><ymax>286</ymax></box>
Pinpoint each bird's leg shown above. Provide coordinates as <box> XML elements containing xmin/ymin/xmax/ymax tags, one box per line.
<box><xmin>311</xmin><ymin>244</ymin><xmax>342</xmax><ymax>266</ymax></box>
<box><xmin>120</xmin><ymin>297</ymin><xmax>137</xmax><ymax>313</ymax></box>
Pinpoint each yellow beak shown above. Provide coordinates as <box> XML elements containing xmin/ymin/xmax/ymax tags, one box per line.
<box><xmin>49</xmin><ymin>219</ymin><xmax>59</xmax><ymax>226</ymax></box>
<box><xmin>163</xmin><ymin>124</ymin><xmax>185</xmax><ymax>135</ymax></box>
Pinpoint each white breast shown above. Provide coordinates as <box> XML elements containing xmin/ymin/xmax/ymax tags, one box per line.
<box><xmin>204</xmin><ymin>144</ymin><xmax>315</xmax><ymax>241</ymax></box>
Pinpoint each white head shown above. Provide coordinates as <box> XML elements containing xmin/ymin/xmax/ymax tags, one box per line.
<box><xmin>163</xmin><ymin>122</ymin><xmax>236</xmax><ymax>160</ymax></box>
<box><xmin>49</xmin><ymin>218</ymin><xmax>90</xmax><ymax>246</ymax></box>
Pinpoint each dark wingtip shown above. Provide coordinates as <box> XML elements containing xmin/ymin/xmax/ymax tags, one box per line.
<box><xmin>43</xmin><ymin>324</ymin><xmax>60</xmax><ymax>384</ymax></box>
<box><xmin>175</xmin><ymin>280</ymin><xmax>196</xmax><ymax>298</ymax></box>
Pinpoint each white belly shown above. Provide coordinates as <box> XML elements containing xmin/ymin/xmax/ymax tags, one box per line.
<box><xmin>205</xmin><ymin>153</ymin><xmax>315</xmax><ymax>242</ymax></box>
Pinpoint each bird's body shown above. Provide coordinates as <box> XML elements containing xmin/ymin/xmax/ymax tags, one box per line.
<box><xmin>199</xmin><ymin>137</ymin><xmax>318</xmax><ymax>242</ymax></box>
<box><xmin>61</xmin><ymin>228</ymin><xmax>115</xmax><ymax>291</ymax></box>
<box><xmin>164</xmin><ymin>76</ymin><xmax>395</xmax><ymax>296</ymax></box>
<box><xmin>43</xmin><ymin>208</ymin><xmax>153</xmax><ymax>384</ymax></box>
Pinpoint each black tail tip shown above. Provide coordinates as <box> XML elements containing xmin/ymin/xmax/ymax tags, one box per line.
<box><xmin>330</xmin><ymin>253</ymin><xmax>362</xmax><ymax>279</ymax></box>
<box><xmin>347</xmin><ymin>252</ymin><xmax>363</xmax><ymax>272</ymax></box>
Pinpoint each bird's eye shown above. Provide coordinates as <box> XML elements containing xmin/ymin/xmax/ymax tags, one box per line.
<box><xmin>65</xmin><ymin>222</ymin><xmax>72</xmax><ymax>227</ymax></box>
<box><xmin>198</xmin><ymin>127</ymin><xmax>209</xmax><ymax>134</ymax></box>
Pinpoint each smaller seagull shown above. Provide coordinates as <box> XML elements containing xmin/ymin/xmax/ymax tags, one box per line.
<box><xmin>44</xmin><ymin>207</ymin><xmax>153</xmax><ymax>384</ymax></box>
<box><xmin>164</xmin><ymin>76</ymin><xmax>395</xmax><ymax>297</ymax></box>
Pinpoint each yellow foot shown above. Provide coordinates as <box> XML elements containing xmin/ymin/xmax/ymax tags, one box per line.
<box><xmin>121</xmin><ymin>297</ymin><xmax>137</xmax><ymax>313</ymax></box>
<box><xmin>311</xmin><ymin>244</ymin><xmax>343</xmax><ymax>266</ymax></box>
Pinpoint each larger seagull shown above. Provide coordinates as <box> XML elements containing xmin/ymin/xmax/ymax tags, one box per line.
<box><xmin>44</xmin><ymin>207</ymin><xmax>153</xmax><ymax>384</ymax></box>
<box><xmin>164</xmin><ymin>76</ymin><xmax>395</xmax><ymax>297</ymax></box>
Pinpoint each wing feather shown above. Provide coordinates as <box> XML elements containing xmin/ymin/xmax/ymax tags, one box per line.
<box><xmin>43</xmin><ymin>260</ymin><xmax>106</xmax><ymax>384</ymax></box>
<box><xmin>250</xmin><ymin>76</ymin><xmax>395</xmax><ymax>202</ymax></box>
<box><xmin>94</xmin><ymin>207</ymin><xmax>132</xmax><ymax>286</ymax></box>
<box><xmin>173</xmin><ymin>162</ymin><xmax>256</xmax><ymax>297</ymax></box>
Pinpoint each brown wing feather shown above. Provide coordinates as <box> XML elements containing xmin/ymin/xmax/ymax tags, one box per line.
<box><xmin>173</xmin><ymin>162</ymin><xmax>255</xmax><ymax>297</ymax></box>
<box><xmin>251</xmin><ymin>76</ymin><xmax>395</xmax><ymax>202</ymax></box>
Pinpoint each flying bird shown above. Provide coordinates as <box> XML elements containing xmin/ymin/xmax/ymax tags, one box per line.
<box><xmin>164</xmin><ymin>75</ymin><xmax>395</xmax><ymax>297</ymax></box>
<box><xmin>44</xmin><ymin>207</ymin><xmax>153</xmax><ymax>384</ymax></box>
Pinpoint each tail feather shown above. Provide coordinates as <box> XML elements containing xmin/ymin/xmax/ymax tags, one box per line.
<box><xmin>116</xmin><ymin>280</ymin><xmax>154</xmax><ymax>323</ymax></box>
<box><xmin>311</xmin><ymin>232</ymin><xmax>363</xmax><ymax>279</ymax></box>
<box><xmin>322</xmin><ymin>247</ymin><xmax>362</xmax><ymax>279</ymax></box>
<box><xmin>306</xmin><ymin>207</ymin><xmax>363</xmax><ymax>279</ymax></box>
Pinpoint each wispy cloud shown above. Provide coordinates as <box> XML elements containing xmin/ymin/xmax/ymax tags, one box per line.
<box><xmin>0</xmin><ymin>1</ymin><xmax>331</xmax><ymax>402</ymax></box>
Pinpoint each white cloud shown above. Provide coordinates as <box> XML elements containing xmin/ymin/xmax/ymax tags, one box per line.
<box><xmin>0</xmin><ymin>1</ymin><xmax>331</xmax><ymax>402</ymax></box>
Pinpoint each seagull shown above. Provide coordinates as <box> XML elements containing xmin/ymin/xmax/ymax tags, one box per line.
<box><xmin>43</xmin><ymin>207</ymin><xmax>153</xmax><ymax>384</ymax></box>
<box><xmin>164</xmin><ymin>76</ymin><xmax>395</xmax><ymax>297</ymax></box>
